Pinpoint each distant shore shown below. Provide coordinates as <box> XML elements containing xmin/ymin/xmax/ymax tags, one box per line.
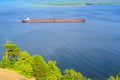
<box><xmin>30</xmin><ymin>2</ymin><xmax>120</xmax><ymax>6</ymax></box>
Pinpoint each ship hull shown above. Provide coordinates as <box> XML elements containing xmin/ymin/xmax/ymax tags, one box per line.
<box><xmin>22</xmin><ymin>19</ymin><xmax>85</xmax><ymax>23</ymax></box>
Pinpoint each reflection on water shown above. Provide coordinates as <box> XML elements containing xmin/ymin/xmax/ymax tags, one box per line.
<box><xmin>0</xmin><ymin>4</ymin><xmax>120</xmax><ymax>80</ymax></box>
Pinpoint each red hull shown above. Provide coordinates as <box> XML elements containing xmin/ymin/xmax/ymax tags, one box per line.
<box><xmin>22</xmin><ymin>19</ymin><xmax>85</xmax><ymax>23</ymax></box>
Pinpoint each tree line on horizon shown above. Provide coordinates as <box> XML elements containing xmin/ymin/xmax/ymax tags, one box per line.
<box><xmin>0</xmin><ymin>41</ymin><xmax>119</xmax><ymax>80</ymax></box>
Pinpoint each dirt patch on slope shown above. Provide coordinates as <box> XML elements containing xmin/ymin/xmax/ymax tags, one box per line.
<box><xmin>0</xmin><ymin>69</ymin><xmax>35</xmax><ymax>80</ymax></box>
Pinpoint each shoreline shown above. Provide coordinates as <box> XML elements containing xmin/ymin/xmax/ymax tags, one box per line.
<box><xmin>30</xmin><ymin>2</ymin><xmax>120</xmax><ymax>6</ymax></box>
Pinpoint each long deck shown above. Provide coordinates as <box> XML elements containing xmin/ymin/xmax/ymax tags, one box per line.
<box><xmin>22</xmin><ymin>19</ymin><xmax>85</xmax><ymax>23</ymax></box>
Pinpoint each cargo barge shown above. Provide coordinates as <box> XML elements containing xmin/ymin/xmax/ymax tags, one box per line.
<box><xmin>22</xmin><ymin>18</ymin><xmax>85</xmax><ymax>23</ymax></box>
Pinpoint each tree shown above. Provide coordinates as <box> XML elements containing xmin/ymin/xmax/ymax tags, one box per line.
<box><xmin>116</xmin><ymin>73</ymin><xmax>120</xmax><ymax>80</ymax></box>
<box><xmin>3</xmin><ymin>41</ymin><xmax>21</xmax><ymax>61</ymax></box>
<box><xmin>108</xmin><ymin>76</ymin><xmax>115</xmax><ymax>80</ymax></box>
<box><xmin>46</xmin><ymin>60</ymin><xmax>62</xmax><ymax>80</ymax></box>
<box><xmin>31</xmin><ymin>55</ymin><xmax>49</xmax><ymax>80</ymax></box>
<box><xmin>62</xmin><ymin>69</ymin><xmax>91</xmax><ymax>80</ymax></box>
<box><xmin>14</xmin><ymin>51</ymin><xmax>33</xmax><ymax>78</ymax></box>
<box><xmin>0</xmin><ymin>55</ymin><xmax>7</xmax><ymax>68</ymax></box>
<box><xmin>108</xmin><ymin>73</ymin><xmax>120</xmax><ymax>80</ymax></box>
<box><xmin>2</xmin><ymin>41</ymin><xmax>21</xmax><ymax>68</ymax></box>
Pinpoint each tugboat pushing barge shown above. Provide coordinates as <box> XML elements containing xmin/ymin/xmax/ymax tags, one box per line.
<box><xmin>22</xmin><ymin>17</ymin><xmax>85</xmax><ymax>23</ymax></box>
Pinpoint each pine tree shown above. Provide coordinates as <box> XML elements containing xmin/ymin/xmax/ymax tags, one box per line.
<box><xmin>2</xmin><ymin>41</ymin><xmax>21</xmax><ymax>68</ymax></box>
<box><xmin>32</xmin><ymin>55</ymin><xmax>49</xmax><ymax>80</ymax></box>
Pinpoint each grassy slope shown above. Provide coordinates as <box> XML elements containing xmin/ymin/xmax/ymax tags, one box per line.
<box><xmin>0</xmin><ymin>68</ymin><xmax>35</xmax><ymax>80</ymax></box>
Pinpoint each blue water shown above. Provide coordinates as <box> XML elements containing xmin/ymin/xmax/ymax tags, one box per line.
<box><xmin>0</xmin><ymin>2</ymin><xmax>120</xmax><ymax>80</ymax></box>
